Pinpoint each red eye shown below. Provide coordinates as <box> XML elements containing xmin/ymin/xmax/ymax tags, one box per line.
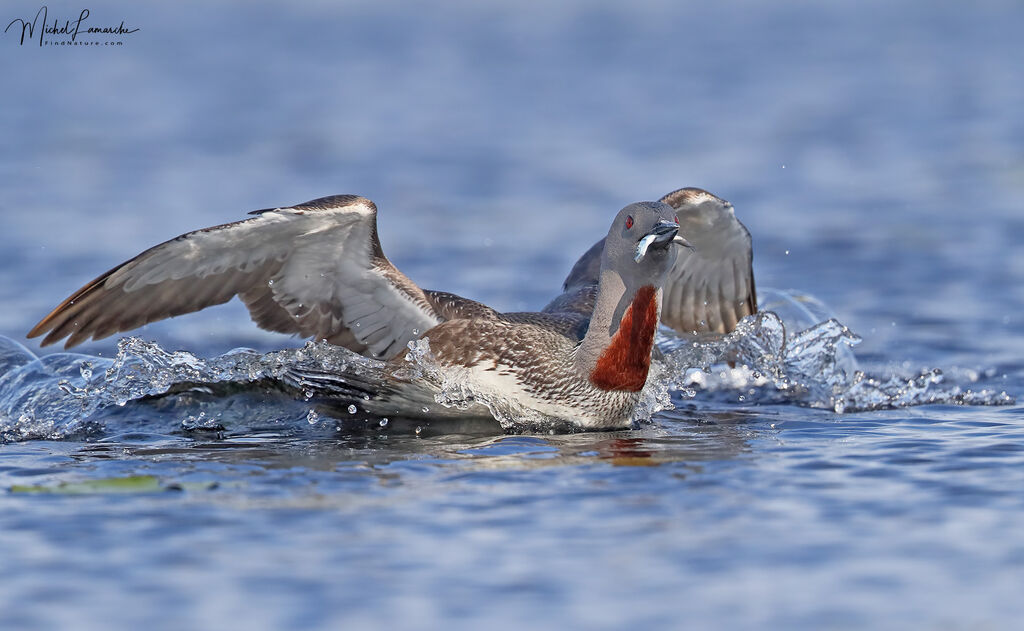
<box><xmin>625</xmin><ymin>215</ymin><xmax>634</xmax><ymax>229</ymax></box>
<box><xmin>674</xmin><ymin>215</ymin><xmax>679</xmax><ymax>224</ymax></box>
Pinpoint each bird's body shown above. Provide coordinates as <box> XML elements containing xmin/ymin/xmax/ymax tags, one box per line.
<box><xmin>405</xmin><ymin>314</ymin><xmax>638</xmax><ymax>428</ymax></box>
<box><xmin>29</xmin><ymin>190</ymin><xmax>755</xmax><ymax>430</ymax></box>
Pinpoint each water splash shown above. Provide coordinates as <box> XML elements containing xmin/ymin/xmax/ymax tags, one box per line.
<box><xmin>0</xmin><ymin>289</ymin><xmax>1014</xmax><ymax>441</ymax></box>
<box><xmin>650</xmin><ymin>294</ymin><xmax>1013</xmax><ymax>413</ymax></box>
<box><xmin>0</xmin><ymin>336</ymin><xmax>371</xmax><ymax>442</ymax></box>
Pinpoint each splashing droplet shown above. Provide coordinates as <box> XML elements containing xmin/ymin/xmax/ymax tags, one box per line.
<box><xmin>306</xmin><ymin>409</ymin><xmax>320</xmax><ymax>424</ymax></box>
<box><xmin>180</xmin><ymin>412</ymin><xmax>223</xmax><ymax>431</ymax></box>
<box><xmin>347</xmin><ymin>404</ymin><xmax>357</xmax><ymax>414</ymax></box>
<box><xmin>414</xmin><ymin>425</ymin><xmax>422</xmax><ymax>435</ymax></box>
<box><xmin>379</xmin><ymin>418</ymin><xmax>389</xmax><ymax>428</ymax></box>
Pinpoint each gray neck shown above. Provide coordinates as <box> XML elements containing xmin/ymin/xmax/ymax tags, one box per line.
<box><xmin>575</xmin><ymin>268</ymin><xmax>635</xmax><ymax>377</ymax></box>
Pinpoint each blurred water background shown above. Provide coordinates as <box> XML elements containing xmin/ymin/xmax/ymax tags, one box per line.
<box><xmin>1</xmin><ymin>1</ymin><xmax>1023</xmax><ymax>629</ymax></box>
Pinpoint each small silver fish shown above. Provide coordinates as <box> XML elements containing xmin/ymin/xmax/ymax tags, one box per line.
<box><xmin>634</xmin><ymin>231</ymin><xmax>693</xmax><ymax>263</ymax></box>
<box><xmin>634</xmin><ymin>234</ymin><xmax>660</xmax><ymax>263</ymax></box>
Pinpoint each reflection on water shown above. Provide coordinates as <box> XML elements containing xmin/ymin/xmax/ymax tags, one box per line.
<box><xmin>2</xmin><ymin>410</ymin><xmax>761</xmax><ymax>520</ymax></box>
<box><xmin>54</xmin><ymin>408</ymin><xmax>758</xmax><ymax>478</ymax></box>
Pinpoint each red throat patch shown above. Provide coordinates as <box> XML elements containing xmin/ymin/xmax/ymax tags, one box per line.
<box><xmin>589</xmin><ymin>285</ymin><xmax>658</xmax><ymax>392</ymax></box>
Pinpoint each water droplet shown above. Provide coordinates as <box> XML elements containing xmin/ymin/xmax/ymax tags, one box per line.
<box><xmin>379</xmin><ymin>418</ymin><xmax>389</xmax><ymax>428</ymax></box>
<box><xmin>347</xmin><ymin>404</ymin><xmax>357</xmax><ymax>414</ymax></box>
<box><xmin>414</xmin><ymin>425</ymin><xmax>422</xmax><ymax>435</ymax></box>
<box><xmin>267</xmin><ymin>279</ymin><xmax>274</xmax><ymax>286</ymax></box>
<box><xmin>79</xmin><ymin>361</ymin><xmax>93</xmax><ymax>381</ymax></box>
<box><xmin>303</xmin><ymin>389</ymin><xmax>314</xmax><ymax>400</ymax></box>
<box><xmin>784</xmin><ymin>249</ymin><xmax>790</xmax><ymax>255</ymax></box>
<box><xmin>362</xmin><ymin>394</ymin><xmax>370</xmax><ymax>401</ymax></box>
<box><xmin>411</xmin><ymin>328</ymin><xmax>420</xmax><ymax>336</ymax></box>
<box><xmin>306</xmin><ymin>409</ymin><xmax>320</xmax><ymax>424</ymax></box>
<box><xmin>421</xmin><ymin>406</ymin><xmax>430</xmax><ymax>413</ymax></box>
<box><xmin>181</xmin><ymin>412</ymin><xmax>211</xmax><ymax>431</ymax></box>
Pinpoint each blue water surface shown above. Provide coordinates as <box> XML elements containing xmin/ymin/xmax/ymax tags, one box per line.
<box><xmin>1</xmin><ymin>1</ymin><xmax>1023</xmax><ymax>629</ymax></box>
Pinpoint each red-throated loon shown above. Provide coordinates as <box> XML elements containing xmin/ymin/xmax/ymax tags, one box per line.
<box><xmin>28</xmin><ymin>189</ymin><xmax>755</xmax><ymax>429</ymax></box>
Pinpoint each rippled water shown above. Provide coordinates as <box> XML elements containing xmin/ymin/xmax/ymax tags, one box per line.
<box><xmin>2</xmin><ymin>1</ymin><xmax>1024</xmax><ymax>629</ymax></box>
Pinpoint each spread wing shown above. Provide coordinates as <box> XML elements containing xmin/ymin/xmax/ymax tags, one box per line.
<box><xmin>28</xmin><ymin>194</ymin><xmax>448</xmax><ymax>359</ymax></box>
<box><xmin>657</xmin><ymin>188</ymin><xmax>756</xmax><ymax>334</ymax></box>
<box><xmin>547</xmin><ymin>187</ymin><xmax>756</xmax><ymax>335</ymax></box>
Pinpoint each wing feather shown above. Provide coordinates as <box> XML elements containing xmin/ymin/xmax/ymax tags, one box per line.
<box><xmin>28</xmin><ymin>194</ymin><xmax>444</xmax><ymax>358</ymax></box>
<box><xmin>656</xmin><ymin>188</ymin><xmax>756</xmax><ymax>335</ymax></box>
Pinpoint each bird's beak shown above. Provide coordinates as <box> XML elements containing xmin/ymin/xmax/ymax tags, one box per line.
<box><xmin>635</xmin><ymin>220</ymin><xmax>690</xmax><ymax>262</ymax></box>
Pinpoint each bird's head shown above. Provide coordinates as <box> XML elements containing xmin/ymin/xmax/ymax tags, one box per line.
<box><xmin>600</xmin><ymin>201</ymin><xmax>692</xmax><ymax>290</ymax></box>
